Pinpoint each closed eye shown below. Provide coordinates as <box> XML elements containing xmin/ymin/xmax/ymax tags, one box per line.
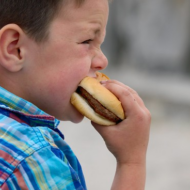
<box><xmin>82</xmin><ymin>39</ymin><xmax>93</xmax><ymax>44</ymax></box>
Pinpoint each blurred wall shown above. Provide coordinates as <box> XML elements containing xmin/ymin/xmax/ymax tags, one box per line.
<box><xmin>103</xmin><ymin>0</ymin><xmax>190</xmax><ymax>75</ymax></box>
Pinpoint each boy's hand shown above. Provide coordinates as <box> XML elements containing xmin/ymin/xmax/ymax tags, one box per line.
<box><xmin>92</xmin><ymin>80</ymin><xmax>151</xmax><ymax>165</ymax></box>
<box><xmin>92</xmin><ymin>80</ymin><xmax>151</xmax><ymax>189</ymax></box>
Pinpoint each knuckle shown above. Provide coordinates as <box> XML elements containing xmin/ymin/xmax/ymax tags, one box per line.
<box><xmin>136</xmin><ymin>111</ymin><xmax>146</xmax><ymax>122</ymax></box>
<box><xmin>132</xmin><ymin>89</ymin><xmax>138</xmax><ymax>95</ymax></box>
<box><xmin>136</xmin><ymin>109</ymin><xmax>151</xmax><ymax>124</ymax></box>
<box><xmin>121</xmin><ymin>89</ymin><xmax>131</xmax><ymax>97</ymax></box>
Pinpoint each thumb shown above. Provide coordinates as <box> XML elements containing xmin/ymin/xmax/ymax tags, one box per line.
<box><xmin>91</xmin><ymin>121</ymin><xmax>115</xmax><ymax>141</ymax></box>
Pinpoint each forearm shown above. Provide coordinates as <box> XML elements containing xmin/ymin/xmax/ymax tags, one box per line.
<box><xmin>111</xmin><ymin>162</ymin><xmax>146</xmax><ymax>190</ymax></box>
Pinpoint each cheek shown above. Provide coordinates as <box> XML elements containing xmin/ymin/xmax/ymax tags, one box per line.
<box><xmin>65</xmin><ymin>48</ymin><xmax>92</xmax><ymax>79</ymax></box>
<box><xmin>46</xmin><ymin>68</ymin><xmax>78</xmax><ymax>100</ymax></box>
<box><xmin>41</xmin><ymin>42</ymin><xmax>91</xmax><ymax>94</ymax></box>
<box><xmin>77</xmin><ymin>45</ymin><xmax>89</xmax><ymax>56</ymax></box>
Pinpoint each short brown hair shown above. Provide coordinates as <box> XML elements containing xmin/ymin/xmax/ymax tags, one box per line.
<box><xmin>0</xmin><ymin>0</ymin><xmax>85</xmax><ymax>42</ymax></box>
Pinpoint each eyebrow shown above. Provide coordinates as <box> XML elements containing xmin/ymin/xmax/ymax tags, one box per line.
<box><xmin>89</xmin><ymin>21</ymin><xmax>103</xmax><ymax>33</ymax></box>
<box><xmin>93</xmin><ymin>28</ymin><xmax>101</xmax><ymax>35</ymax></box>
<box><xmin>89</xmin><ymin>27</ymin><xmax>103</xmax><ymax>39</ymax></box>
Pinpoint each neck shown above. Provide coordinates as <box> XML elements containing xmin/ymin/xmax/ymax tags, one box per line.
<box><xmin>0</xmin><ymin>67</ymin><xmax>26</xmax><ymax>100</ymax></box>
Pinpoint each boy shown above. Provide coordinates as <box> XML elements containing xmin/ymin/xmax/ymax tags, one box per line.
<box><xmin>0</xmin><ymin>0</ymin><xmax>151</xmax><ymax>189</ymax></box>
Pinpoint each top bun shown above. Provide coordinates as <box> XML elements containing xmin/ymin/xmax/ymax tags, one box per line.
<box><xmin>79</xmin><ymin>76</ymin><xmax>125</xmax><ymax>121</ymax></box>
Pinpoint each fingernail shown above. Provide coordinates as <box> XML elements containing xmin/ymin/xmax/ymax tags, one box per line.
<box><xmin>100</xmin><ymin>80</ymin><xmax>107</xmax><ymax>85</ymax></box>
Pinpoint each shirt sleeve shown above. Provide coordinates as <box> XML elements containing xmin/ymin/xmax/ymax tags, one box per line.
<box><xmin>2</xmin><ymin>145</ymin><xmax>86</xmax><ymax>190</ymax></box>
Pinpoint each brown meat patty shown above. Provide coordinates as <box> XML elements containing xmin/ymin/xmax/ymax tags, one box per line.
<box><xmin>76</xmin><ymin>87</ymin><xmax>122</xmax><ymax>124</ymax></box>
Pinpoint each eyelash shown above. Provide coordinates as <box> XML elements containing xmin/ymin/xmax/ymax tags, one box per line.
<box><xmin>82</xmin><ymin>39</ymin><xmax>93</xmax><ymax>44</ymax></box>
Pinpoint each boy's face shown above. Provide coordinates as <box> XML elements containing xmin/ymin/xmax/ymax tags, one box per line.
<box><xmin>24</xmin><ymin>0</ymin><xmax>109</xmax><ymax>122</ymax></box>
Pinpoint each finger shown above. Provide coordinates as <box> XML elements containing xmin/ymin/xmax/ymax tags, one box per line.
<box><xmin>105</xmin><ymin>80</ymin><xmax>145</xmax><ymax>106</ymax></box>
<box><xmin>101</xmin><ymin>80</ymin><xmax>145</xmax><ymax>108</ymax></box>
<box><xmin>101</xmin><ymin>81</ymin><xmax>141</xmax><ymax>117</ymax></box>
<box><xmin>92</xmin><ymin>121</ymin><xmax>113</xmax><ymax>139</ymax></box>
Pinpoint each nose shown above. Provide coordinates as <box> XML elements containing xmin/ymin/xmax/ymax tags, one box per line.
<box><xmin>91</xmin><ymin>50</ymin><xmax>108</xmax><ymax>71</ymax></box>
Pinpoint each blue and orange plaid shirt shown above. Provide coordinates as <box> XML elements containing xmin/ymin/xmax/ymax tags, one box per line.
<box><xmin>0</xmin><ymin>86</ymin><xmax>87</xmax><ymax>190</ymax></box>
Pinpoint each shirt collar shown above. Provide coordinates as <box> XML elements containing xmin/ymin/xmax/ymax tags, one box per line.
<box><xmin>0</xmin><ymin>86</ymin><xmax>60</xmax><ymax>129</ymax></box>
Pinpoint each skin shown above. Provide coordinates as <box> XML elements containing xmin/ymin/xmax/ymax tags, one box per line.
<box><xmin>0</xmin><ymin>0</ymin><xmax>151</xmax><ymax>189</ymax></box>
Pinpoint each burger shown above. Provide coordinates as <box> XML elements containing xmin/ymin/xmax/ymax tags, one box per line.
<box><xmin>70</xmin><ymin>72</ymin><xmax>125</xmax><ymax>125</ymax></box>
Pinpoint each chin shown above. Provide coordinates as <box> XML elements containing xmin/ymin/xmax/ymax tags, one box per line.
<box><xmin>70</xmin><ymin>108</ymin><xmax>84</xmax><ymax>123</ymax></box>
<box><xmin>71</xmin><ymin>116</ymin><xmax>84</xmax><ymax>123</ymax></box>
<box><xmin>58</xmin><ymin>106</ymin><xmax>84</xmax><ymax>123</ymax></box>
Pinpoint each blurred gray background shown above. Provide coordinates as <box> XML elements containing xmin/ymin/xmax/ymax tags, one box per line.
<box><xmin>60</xmin><ymin>1</ymin><xmax>190</xmax><ymax>189</ymax></box>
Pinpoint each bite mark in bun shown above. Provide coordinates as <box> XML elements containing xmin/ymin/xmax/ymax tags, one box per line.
<box><xmin>71</xmin><ymin>72</ymin><xmax>125</xmax><ymax>125</ymax></box>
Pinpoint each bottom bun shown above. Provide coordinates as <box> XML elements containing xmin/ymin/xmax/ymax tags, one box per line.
<box><xmin>71</xmin><ymin>92</ymin><xmax>116</xmax><ymax>125</ymax></box>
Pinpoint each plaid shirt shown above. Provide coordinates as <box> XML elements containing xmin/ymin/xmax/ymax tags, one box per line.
<box><xmin>0</xmin><ymin>86</ymin><xmax>87</xmax><ymax>190</ymax></box>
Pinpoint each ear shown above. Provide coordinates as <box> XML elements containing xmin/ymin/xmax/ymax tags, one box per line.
<box><xmin>0</xmin><ymin>24</ymin><xmax>26</xmax><ymax>72</ymax></box>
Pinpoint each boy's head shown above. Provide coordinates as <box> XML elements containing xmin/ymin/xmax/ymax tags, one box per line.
<box><xmin>0</xmin><ymin>0</ymin><xmax>109</xmax><ymax>122</ymax></box>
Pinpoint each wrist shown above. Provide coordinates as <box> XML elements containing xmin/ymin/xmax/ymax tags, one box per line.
<box><xmin>111</xmin><ymin>160</ymin><xmax>146</xmax><ymax>190</ymax></box>
<box><xmin>116</xmin><ymin>160</ymin><xmax>146</xmax><ymax>171</ymax></box>
<box><xmin>115</xmin><ymin>152</ymin><xmax>147</xmax><ymax>166</ymax></box>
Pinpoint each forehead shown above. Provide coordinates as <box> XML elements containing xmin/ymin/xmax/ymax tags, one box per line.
<box><xmin>47</xmin><ymin>0</ymin><xmax>109</xmax><ymax>42</ymax></box>
<box><xmin>59</xmin><ymin>0</ymin><xmax>109</xmax><ymax>26</ymax></box>
<box><xmin>70</xmin><ymin>0</ymin><xmax>110</xmax><ymax>8</ymax></box>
